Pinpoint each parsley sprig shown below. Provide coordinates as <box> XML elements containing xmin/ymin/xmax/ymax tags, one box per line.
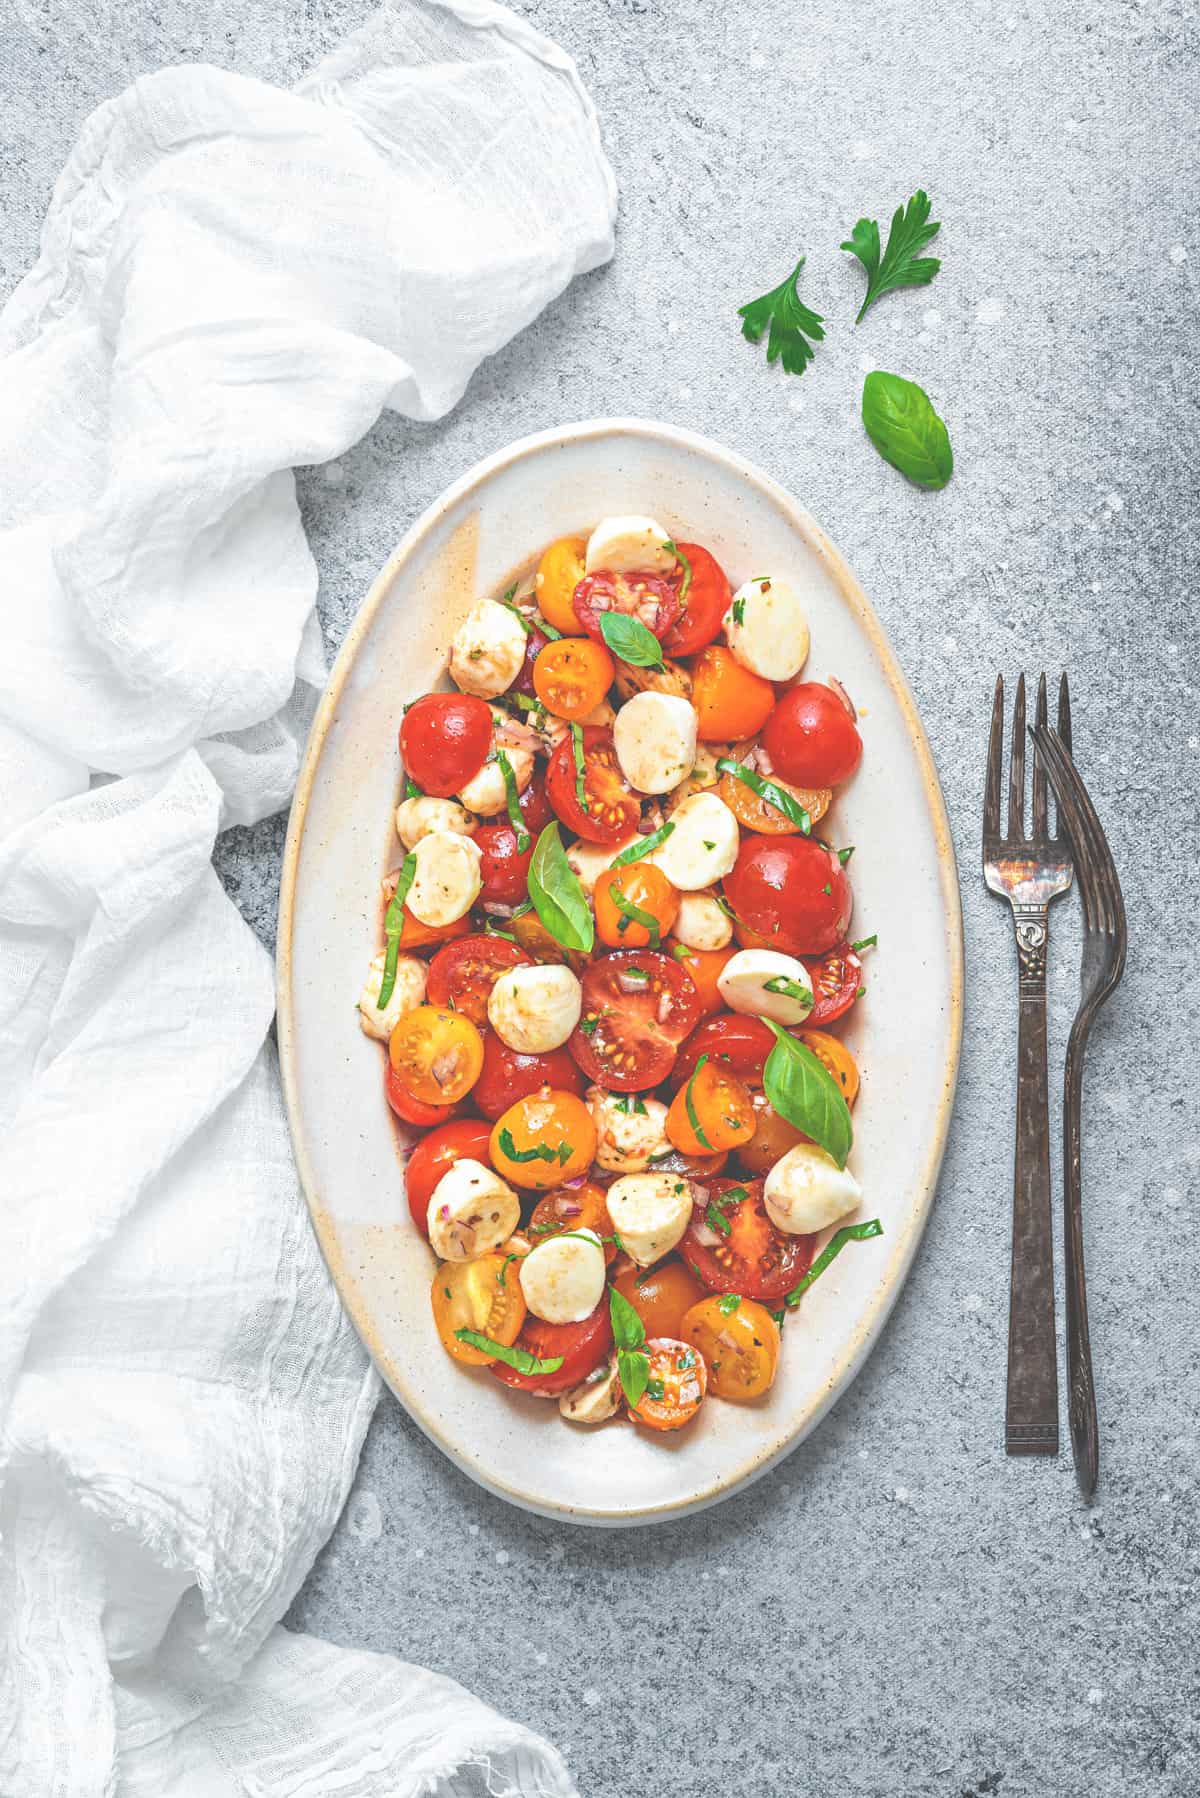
<box><xmin>841</xmin><ymin>189</ymin><xmax>941</xmax><ymax>325</ymax></box>
<box><xmin>738</xmin><ymin>256</ymin><xmax>826</xmax><ymax>377</ymax></box>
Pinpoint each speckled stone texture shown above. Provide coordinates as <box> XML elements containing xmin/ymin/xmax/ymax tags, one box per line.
<box><xmin>4</xmin><ymin>2</ymin><xmax>1197</xmax><ymax>1793</ymax></box>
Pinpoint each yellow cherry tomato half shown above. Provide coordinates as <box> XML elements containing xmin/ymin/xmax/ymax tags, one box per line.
<box><xmin>389</xmin><ymin>1006</ymin><xmax>484</xmax><ymax>1107</ymax></box>
<box><xmin>431</xmin><ymin>1253</ymin><xmax>527</xmax><ymax>1366</ymax></box>
<box><xmin>535</xmin><ymin>535</ymin><xmax>589</xmax><ymax>635</ymax></box>
<box><xmin>529</xmin><ymin>1180</ymin><xmax>618</xmax><ymax>1264</ymax></box>
<box><xmin>666</xmin><ymin>1055</ymin><xmax>756</xmax><ymax>1156</ymax></box>
<box><xmin>669</xmin><ymin>943</ymin><xmax>735</xmax><ymax>1017</ymax></box>
<box><xmin>594</xmin><ymin>862</ymin><xmax>680</xmax><ymax>950</ymax></box>
<box><xmin>613</xmin><ymin>1259</ymin><xmax>707</xmax><ymax>1339</ymax></box>
<box><xmin>489</xmin><ymin>1087</ymin><xmax>597</xmax><ymax>1191</ymax></box>
<box><xmin>629</xmin><ymin>1338</ymin><xmax>707</xmax><ymax>1431</ymax></box>
<box><xmin>532</xmin><ymin>636</ymin><xmax>615</xmax><ymax>721</ymax></box>
<box><xmin>691</xmin><ymin>645</ymin><xmax>776</xmax><ymax>743</ymax></box>
<box><xmin>509</xmin><ymin>907</ymin><xmax>586</xmax><ymax>972</ymax></box>
<box><xmin>798</xmin><ymin>1029</ymin><xmax>860</xmax><ymax>1106</ymax></box>
<box><xmin>736</xmin><ymin>1088</ymin><xmax>810</xmax><ymax>1176</ymax></box>
<box><xmin>717</xmin><ymin>764</ymin><xmax>831</xmax><ymax>835</ymax></box>
<box><xmin>680</xmin><ymin>1295</ymin><xmax>781</xmax><ymax>1402</ymax></box>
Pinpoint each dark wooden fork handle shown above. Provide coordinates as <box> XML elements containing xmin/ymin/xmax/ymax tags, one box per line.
<box><xmin>1006</xmin><ymin>910</ymin><xmax>1060</xmax><ymax>1454</ymax></box>
<box><xmin>1063</xmin><ymin>1019</ymin><xmax>1100</xmax><ymax>1495</ymax></box>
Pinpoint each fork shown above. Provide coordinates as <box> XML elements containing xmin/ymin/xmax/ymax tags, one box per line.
<box><xmin>983</xmin><ymin>674</ymin><xmax>1074</xmax><ymax>1455</ymax></box>
<box><xmin>1031</xmin><ymin>723</ymin><xmax>1127</xmax><ymax>1499</ymax></box>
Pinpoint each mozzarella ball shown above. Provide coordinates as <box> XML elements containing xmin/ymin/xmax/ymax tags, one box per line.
<box><xmin>395</xmin><ymin>794</ymin><xmax>474</xmax><ymax>850</ymax></box>
<box><xmin>585</xmin><ymin>515</ymin><xmax>676</xmax><ymax>576</ymax></box>
<box><xmin>406</xmin><ymin>831</ymin><xmax>483</xmax><ymax>927</ymax></box>
<box><xmin>763</xmin><ymin>1143</ymin><xmax>863</xmax><ymax>1236</ymax></box>
<box><xmin>587</xmin><ymin>1086</ymin><xmax>670</xmax><ymax>1174</ymax></box>
<box><xmin>487</xmin><ymin>962</ymin><xmax>582</xmax><ymax>1053</ymax></box>
<box><xmin>357</xmin><ymin>950</ymin><xmax>427</xmax><ymax>1040</ymax></box>
<box><xmin>648</xmin><ymin>791</ymin><xmax>740</xmax><ymax>890</ymax></box>
<box><xmin>605</xmin><ymin>1171</ymin><xmax>694</xmax><ymax>1266</ymax></box>
<box><xmin>449</xmin><ymin>598</ymin><xmax>528</xmax><ymax>698</ymax></box>
<box><xmin>427</xmin><ymin>1159</ymin><xmax>521</xmax><ymax>1261</ymax></box>
<box><xmin>723</xmin><ymin>576</ymin><xmax>810</xmax><ymax>682</ymax></box>
<box><xmin>717</xmin><ymin>948</ymin><xmax>814</xmax><ymax>1025</ymax></box>
<box><xmin>672</xmin><ymin>890</ymin><xmax>733</xmax><ymax>952</ymax></box>
<box><xmin>613</xmin><ymin>691</ymin><xmax>699</xmax><ymax>795</ymax></box>
<box><xmin>519</xmin><ymin>1228</ymin><xmax>607</xmax><ymax>1324</ymax></box>
<box><xmin>559</xmin><ymin>1352</ymin><xmax>623</xmax><ymax>1423</ymax></box>
<box><xmin>566</xmin><ymin>834</ymin><xmax>642</xmax><ymax>897</ymax></box>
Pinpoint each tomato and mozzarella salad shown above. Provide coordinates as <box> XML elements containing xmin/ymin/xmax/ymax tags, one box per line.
<box><xmin>358</xmin><ymin>516</ymin><xmax>882</xmax><ymax>1433</ymax></box>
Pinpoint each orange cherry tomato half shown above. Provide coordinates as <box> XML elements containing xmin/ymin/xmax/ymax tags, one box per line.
<box><xmin>489</xmin><ymin>1088</ymin><xmax>597</xmax><ymax>1191</ymax></box>
<box><xmin>403</xmin><ymin>1117</ymin><xmax>492</xmax><ymax>1235</ymax></box>
<box><xmin>680</xmin><ymin>1295</ymin><xmax>780</xmax><ymax>1401</ymax></box>
<box><xmin>668</xmin><ymin>944</ymin><xmax>734</xmax><ymax>1017</ymax></box>
<box><xmin>736</xmin><ymin>1088</ymin><xmax>809</xmax><ymax>1177</ymax></box>
<box><xmin>380</xmin><ymin>871</ymin><xmax>473</xmax><ymax>953</ymax></box>
<box><xmin>535</xmin><ymin>535</ymin><xmax>589</xmax><ymax>636</ymax></box>
<box><xmin>432</xmin><ymin>1254</ymin><xmax>527</xmax><ymax>1366</ymax></box>
<box><xmin>529</xmin><ymin>1181</ymin><xmax>617</xmax><ymax>1265</ymax></box>
<box><xmin>798</xmin><ymin>1029</ymin><xmax>860</xmax><ymax>1105</ymax></box>
<box><xmin>594</xmin><ymin>862</ymin><xmax>680</xmax><ymax>950</ymax></box>
<box><xmin>612</xmin><ymin>1259</ymin><xmax>707</xmax><ymax>1339</ymax></box>
<box><xmin>666</xmin><ymin>1055</ymin><xmax>756</xmax><ymax>1156</ymax></box>
<box><xmin>628</xmin><ymin>1338</ymin><xmax>707</xmax><ymax>1431</ymax></box>
<box><xmin>691</xmin><ymin>645</ymin><xmax>775</xmax><ymax>743</ymax></box>
<box><xmin>532</xmin><ymin>637</ymin><xmax>615</xmax><ymax>721</ymax></box>
<box><xmin>384</xmin><ymin>1062</ymin><xmax>464</xmax><ymax>1130</ymax></box>
<box><xmin>717</xmin><ymin>761</ymin><xmax>831</xmax><ymax>836</ymax></box>
<box><xmin>388</xmin><ymin>1006</ymin><xmax>484</xmax><ymax>1107</ymax></box>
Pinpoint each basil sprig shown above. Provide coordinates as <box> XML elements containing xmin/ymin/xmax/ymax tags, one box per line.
<box><xmin>610</xmin><ymin>820</ymin><xmax>675</xmax><ymax>868</ymax></box>
<box><xmin>716</xmin><ymin>757</ymin><xmax>811</xmax><ymax>834</ymax></box>
<box><xmin>661</xmin><ymin>539</ymin><xmax>693</xmax><ymax>606</ymax></box>
<box><xmin>528</xmin><ymin>823</ymin><xmax>594</xmax><ymax>954</ymax></box>
<box><xmin>599</xmin><ymin>611</ymin><xmax>665</xmax><ymax>669</ymax></box>
<box><xmin>684</xmin><ymin>1053</ymin><xmax>713</xmax><ymax>1150</ymax></box>
<box><xmin>607</xmin><ymin>880</ymin><xmax>661</xmax><ymax>948</ymax></box>
<box><xmin>454</xmin><ymin>1329</ymin><xmax>565</xmax><ymax>1376</ymax></box>
<box><xmin>861</xmin><ymin>370</ymin><xmax>953</xmax><ymax>490</ymax></box>
<box><xmin>761</xmin><ymin>1019</ymin><xmax>853</xmax><ymax>1168</ymax></box>
<box><xmin>377</xmin><ymin>852</ymin><xmax>417</xmax><ymax>1008</ymax></box>
<box><xmin>763</xmin><ymin>973</ymin><xmax>814</xmax><ymax>1006</ymax></box>
<box><xmin>495</xmin><ymin>748</ymin><xmax>531</xmax><ymax>852</ymax></box>
<box><xmin>497</xmin><ymin>1127</ymin><xmax>572</xmax><ymax>1167</ymax></box>
<box><xmin>784</xmin><ymin>1218</ymin><xmax>884</xmax><ymax>1307</ymax></box>
<box><xmin>569</xmin><ymin>722</ymin><xmax>589</xmax><ymax>813</ymax></box>
<box><xmin>608</xmin><ymin>1283</ymin><xmax>651</xmax><ymax>1410</ymax></box>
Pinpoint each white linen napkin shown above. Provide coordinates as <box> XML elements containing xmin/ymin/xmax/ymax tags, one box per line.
<box><xmin>0</xmin><ymin>4</ymin><xmax>616</xmax><ymax>1792</ymax></box>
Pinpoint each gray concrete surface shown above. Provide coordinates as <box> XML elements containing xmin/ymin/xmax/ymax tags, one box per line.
<box><xmin>4</xmin><ymin>2</ymin><xmax>1198</xmax><ymax>1794</ymax></box>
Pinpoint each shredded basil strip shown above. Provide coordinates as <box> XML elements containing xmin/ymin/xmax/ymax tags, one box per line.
<box><xmin>607</xmin><ymin>881</ymin><xmax>661</xmax><ymax>948</ymax></box>
<box><xmin>536</xmin><ymin>615</ymin><xmax>563</xmax><ymax>641</ymax></box>
<box><xmin>763</xmin><ymin>974</ymin><xmax>814</xmax><ymax>1005</ymax></box>
<box><xmin>716</xmin><ymin>757</ymin><xmax>811</xmax><ymax>834</ymax></box>
<box><xmin>610</xmin><ymin>820</ymin><xmax>675</xmax><ymax>868</ymax></box>
<box><xmin>784</xmin><ymin>1219</ymin><xmax>884</xmax><ymax>1307</ymax></box>
<box><xmin>377</xmin><ymin>852</ymin><xmax>417</xmax><ymax>1008</ymax></box>
<box><xmin>598</xmin><ymin>610</ymin><xmax>665</xmax><ymax>669</ymax></box>
<box><xmin>496</xmin><ymin>748</ymin><xmax>531</xmax><ymax>852</ymax></box>
<box><xmin>671</xmin><ymin>942</ymin><xmax>694</xmax><ymax>961</ymax></box>
<box><xmin>484</xmin><ymin>920</ymin><xmax>517</xmax><ymax>941</ymax></box>
<box><xmin>497</xmin><ymin>1252</ymin><xmax>520</xmax><ymax>1288</ymax></box>
<box><xmin>761</xmin><ymin>1019</ymin><xmax>853</xmax><ymax>1168</ymax></box>
<box><xmin>717</xmin><ymin>1293</ymin><xmax>742</xmax><ymax>1315</ymax></box>
<box><xmin>404</xmin><ymin>778</ymin><xmax>422</xmax><ymax>800</ymax></box>
<box><xmin>838</xmin><ymin>845</ymin><xmax>855</xmax><ymax>866</ymax></box>
<box><xmin>528</xmin><ymin>822</ymin><xmax>594</xmax><ymax>954</ymax></box>
<box><xmin>454</xmin><ymin>1329</ymin><xmax>565</xmax><ymax>1375</ymax></box>
<box><xmin>684</xmin><ymin>1052</ymin><xmax>713</xmax><ymax>1150</ymax></box>
<box><xmin>662</xmin><ymin>539</ymin><xmax>693</xmax><ymax>607</ymax></box>
<box><xmin>570</xmin><ymin>722</ymin><xmax>589</xmax><ymax>812</ymax></box>
<box><xmin>497</xmin><ymin>1127</ymin><xmax>572</xmax><ymax>1166</ymax></box>
<box><xmin>614</xmin><ymin>1094</ymin><xmax>648</xmax><ymax>1115</ymax></box>
<box><xmin>498</xmin><ymin>597</ymin><xmax>531</xmax><ymax>635</ymax></box>
<box><xmin>852</xmin><ymin>934</ymin><xmax>877</xmax><ymax>952</ymax></box>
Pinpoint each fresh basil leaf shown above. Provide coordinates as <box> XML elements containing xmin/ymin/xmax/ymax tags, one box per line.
<box><xmin>454</xmin><ymin>1329</ymin><xmax>565</xmax><ymax>1375</ymax></box>
<box><xmin>618</xmin><ymin>1347</ymin><xmax>651</xmax><ymax>1410</ymax></box>
<box><xmin>761</xmin><ymin>1020</ymin><xmax>853</xmax><ymax>1168</ymax></box>
<box><xmin>497</xmin><ymin>1127</ymin><xmax>571</xmax><ymax>1165</ymax></box>
<box><xmin>861</xmin><ymin>370</ymin><xmax>953</xmax><ymax>490</ymax></box>
<box><xmin>685</xmin><ymin>1053</ymin><xmax>713</xmax><ymax>1150</ymax></box>
<box><xmin>528</xmin><ymin>823</ymin><xmax>594</xmax><ymax>954</ymax></box>
<box><xmin>716</xmin><ymin>757</ymin><xmax>811</xmax><ymax>833</ymax></box>
<box><xmin>496</xmin><ymin>748</ymin><xmax>531</xmax><ymax>852</ymax></box>
<box><xmin>784</xmin><ymin>1218</ymin><xmax>884</xmax><ymax>1307</ymax></box>
<box><xmin>661</xmin><ymin>540</ymin><xmax>693</xmax><ymax>607</ymax></box>
<box><xmin>598</xmin><ymin>611</ymin><xmax>665</xmax><ymax>669</ymax></box>
<box><xmin>570</xmin><ymin>721</ymin><xmax>589</xmax><ymax>813</ymax></box>
<box><xmin>608</xmin><ymin>1282</ymin><xmax>647</xmax><ymax>1352</ymax></box>
<box><xmin>377</xmin><ymin>852</ymin><xmax>417</xmax><ymax>1008</ymax></box>
<box><xmin>610</xmin><ymin>821</ymin><xmax>675</xmax><ymax>868</ymax></box>
<box><xmin>607</xmin><ymin>880</ymin><xmax>661</xmax><ymax>948</ymax></box>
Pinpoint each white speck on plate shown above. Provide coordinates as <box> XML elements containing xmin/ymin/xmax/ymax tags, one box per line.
<box><xmin>345</xmin><ymin>1488</ymin><xmax>383</xmax><ymax>1545</ymax></box>
<box><xmin>976</xmin><ymin>297</ymin><xmax>1006</xmax><ymax>326</ymax></box>
<box><xmin>1169</xmin><ymin>243</ymin><xmax>1188</xmax><ymax>264</ymax></box>
<box><xmin>583</xmin><ymin>1687</ymin><xmax>602</xmax><ymax>1707</ymax></box>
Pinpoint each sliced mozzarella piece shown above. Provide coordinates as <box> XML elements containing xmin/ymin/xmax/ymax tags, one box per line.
<box><xmin>763</xmin><ymin>1143</ymin><xmax>862</xmax><ymax>1236</ymax></box>
<box><xmin>648</xmin><ymin>790</ymin><xmax>739</xmax><ymax>890</ymax></box>
<box><xmin>587</xmin><ymin>1086</ymin><xmax>670</xmax><ymax>1174</ymax></box>
<box><xmin>457</xmin><ymin>708</ymin><xmax>536</xmax><ymax>816</ymax></box>
<box><xmin>449</xmin><ymin>598</ymin><xmax>528</xmax><ymax>698</ymax></box>
<box><xmin>585</xmin><ymin>514</ymin><xmax>676</xmax><ymax>576</ymax></box>
<box><xmin>357</xmin><ymin>950</ymin><xmax>427</xmax><ymax>1040</ymax></box>
<box><xmin>613</xmin><ymin>691</ymin><xmax>698</xmax><ymax>796</ymax></box>
<box><xmin>395</xmin><ymin>794</ymin><xmax>474</xmax><ymax>850</ymax></box>
<box><xmin>717</xmin><ymin>948</ymin><xmax>814</xmax><ymax>1024</ymax></box>
<box><xmin>519</xmin><ymin>1228</ymin><xmax>607</xmax><ymax>1325</ymax></box>
<box><xmin>565</xmin><ymin>834</ymin><xmax>642</xmax><ymax>897</ymax></box>
<box><xmin>487</xmin><ymin>962</ymin><xmax>582</xmax><ymax>1053</ymax></box>
<box><xmin>605</xmin><ymin>1171</ymin><xmax>694</xmax><ymax>1267</ymax></box>
<box><xmin>672</xmin><ymin>890</ymin><xmax>733</xmax><ymax>952</ymax></box>
<box><xmin>723</xmin><ymin>575</ymin><xmax>810</xmax><ymax>682</ymax></box>
<box><xmin>427</xmin><ymin>1159</ymin><xmax>521</xmax><ymax>1261</ymax></box>
<box><xmin>559</xmin><ymin>1352</ymin><xmax>623</xmax><ymax>1423</ymax></box>
<box><xmin>406</xmin><ymin>831</ymin><xmax>483</xmax><ymax>928</ymax></box>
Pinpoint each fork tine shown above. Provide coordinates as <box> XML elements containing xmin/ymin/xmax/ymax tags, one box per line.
<box><xmin>1032</xmin><ymin>674</ymin><xmax>1049</xmax><ymax>837</ymax></box>
<box><xmin>1007</xmin><ymin>673</ymin><xmax>1026</xmax><ymax>839</ymax></box>
<box><xmin>1033</xmin><ymin>726</ymin><xmax>1103</xmax><ymax>933</ymax></box>
<box><xmin>984</xmin><ymin>675</ymin><xmax>1004</xmax><ymax>842</ymax></box>
<box><xmin>1042</xmin><ymin>726</ymin><xmax>1125</xmax><ymax>946</ymax></box>
<box><xmin>1058</xmin><ymin>673</ymin><xmax>1073</xmax><ymax>757</ymax></box>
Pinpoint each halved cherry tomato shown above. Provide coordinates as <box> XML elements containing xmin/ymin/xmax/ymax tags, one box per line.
<box><xmin>691</xmin><ymin>645</ymin><xmax>775</xmax><ymax>742</ymax></box>
<box><xmin>472</xmin><ymin>1033</ymin><xmax>585</xmax><ymax>1120</ymax></box>
<box><xmin>490</xmin><ymin>1089</ymin><xmax>597</xmax><ymax>1190</ymax></box>
<box><xmin>536</xmin><ymin>536</ymin><xmax>588</xmax><ymax>635</ymax></box>
<box><xmin>628</xmin><ymin>1338</ymin><xmax>707</xmax><ymax>1431</ymax></box>
<box><xmin>613</xmin><ymin>1260</ymin><xmax>706</xmax><ymax>1339</ymax></box>
<box><xmin>489</xmin><ymin>1303</ymin><xmax>613</xmax><ymax>1395</ymax></box>
<box><xmin>798</xmin><ymin>1028</ymin><xmax>860</xmax><ymax>1104</ymax></box>
<box><xmin>660</xmin><ymin>543</ymin><xmax>731</xmax><ymax>657</ymax></box>
<box><xmin>680</xmin><ymin>1296</ymin><xmax>780</xmax><ymax>1401</ymax></box>
<box><xmin>399</xmin><ymin>692</ymin><xmax>492</xmax><ymax>798</ymax></box>
<box><xmin>509</xmin><ymin>906</ymin><xmax>585</xmax><ymax>971</ymax></box>
<box><xmin>473</xmin><ymin>823</ymin><xmax>534</xmax><ymax>906</ymax></box>
<box><xmin>508</xmin><ymin>622</ymin><xmax>549</xmax><ymax>700</ymax></box>
<box><xmin>514</xmin><ymin>770</ymin><xmax>553</xmax><ymax>834</ymax></box>
<box><xmin>384</xmin><ymin>1063</ymin><xmax>464</xmax><ymax>1130</ymax></box>
<box><xmin>724</xmin><ymin>836</ymin><xmax>852</xmax><ymax>958</ymax></box>
<box><xmin>432</xmin><ymin>1254</ymin><xmax>527</xmax><ymax>1366</ymax></box>
<box><xmin>668</xmin><ymin>944</ymin><xmax>735</xmax><ymax>1017</ymax></box>
<box><xmin>764</xmin><ymin>682</ymin><xmax>863</xmax><ymax>788</ymax></box>
<box><xmin>546</xmin><ymin>726</ymin><xmax>640</xmax><ymax>844</ymax></box>
<box><xmin>426</xmin><ymin>935</ymin><xmax>531</xmax><ymax>1027</ymax></box>
<box><xmin>675</xmin><ymin>1013</ymin><xmax>778</xmax><ymax>1086</ymax></box>
<box><xmin>569</xmin><ymin>949</ymin><xmax>702</xmax><ymax>1092</ymax></box>
<box><xmin>533</xmin><ymin>637</ymin><xmax>615</xmax><ymax>721</ymax></box>
<box><xmin>681</xmin><ymin>1178</ymin><xmax>816</xmax><ymax>1302</ymax></box>
<box><xmin>380</xmin><ymin>871</ymin><xmax>473</xmax><ymax>953</ymax></box>
<box><xmin>594</xmin><ymin>862</ymin><xmax>680</xmax><ymax>950</ymax></box>
<box><xmin>403</xmin><ymin>1117</ymin><xmax>493</xmax><ymax>1235</ymax></box>
<box><xmin>529</xmin><ymin>1181</ymin><xmax>617</xmax><ymax>1265</ymax></box>
<box><xmin>802</xmin><ymin>942</ymin><xmax>865</xmax><ymax>1027</ymax></box>
<box><xmin>388</xmin><ymin>1006</ymin><xmax>484</xmax><ymax>1106</ymax></box>
<box><xmin>736</xmin><ymin>1089</ymin><xmax>808</xmax><ymax>1176</ymax></box>
<box><xmin>666</xmin><ymin>1055</ymin><xmax>755</xmax><ymax>1155</ymax></box>
<box><xmin>573</xmin><ymin>572</ymin><xmax>682</xmax><ymax>645</ymax></box>
<box><xmin>643</xmin><ymin>1146</ymin><xmax>729</xmax><ymax>1181</ymax></box>
<box><xmin>717</xmin><ymin>756</ymin><xmax>831</xmax><ymax>836</ymax></box>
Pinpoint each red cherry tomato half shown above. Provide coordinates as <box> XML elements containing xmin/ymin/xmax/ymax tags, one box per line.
<box><xmin>403</xmin><ymin>1118</ymin><xmax>493</xmax><ymax>1236</ymax></box>
<box><xmin>399</xmin><ymin>693</ymin><xmax>492</xmax><ymax>799</ymax></box>
<box><xmin>471</xmin><ymin>1033</ymin><xmax>586</xmax><ymax>1121</ymax></box>
<box><xmin>509</xmin><ymin>623</ymin><xmax>549</xmax><ymax>700</ymax></box>
<box><xmin>572</xmin><ymin>572</ymin><xmax>683</xmax><ymax>645</ymax></box>
<box><xmin>803</xmin><ymin>941</ymin><xmax>865</xmax><ymax>1027</ymax></box>
<box><xmin>425</xmin><ymin>934</ymin><xmax>531</xmax><ymax>1028</ymax></box>
<box><xmin>473</xmin><ymin>822</ymin><xmax>534</xmax><ymax>906</ymax></box>
<box><xmin>489</xmin><ymin>1302</ymin><xmax>614</xmax><ymax>1396</ymax></box>
<box><xmin>763</xmin><ymin>683</ymin><xmax>863</xmax><ymax>789</ymax></box>
<box><xmin>384</xmin><ymin>1062</ymin><xmax>464</xmax><ymax>1129</ymax></box>
<box><xmin>681</xmin><ymin>1178</ymin><xmax>816</xmax><ymax>1302</ymax></box>
<box><xmin>546</xmin><ymin>726</ymin><xmax>640</xmax><ymax>845</ymax></box>
<box><xmin>724</xmin><ymin>835</ymin><xmax>853</xmax><ymax>958</ymax></box>
<box><xmin>569</xmin><ymin>949</ymin><xmax>702</xmax><ymax>1092</ymax></box>
<box><xmin>516</xmin><ymin>771</ymin><xmax>553</xmax><ymax>835</ymax></box>
<box><xmin>660</xmin><ymin>543</ymin><xmax>731</xmax><ymax>657</ymax></box>
<box><xmin>674</xmin><ymin>1013</ymin><xmax>779</xmax><ymax>1087</ymax></box>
